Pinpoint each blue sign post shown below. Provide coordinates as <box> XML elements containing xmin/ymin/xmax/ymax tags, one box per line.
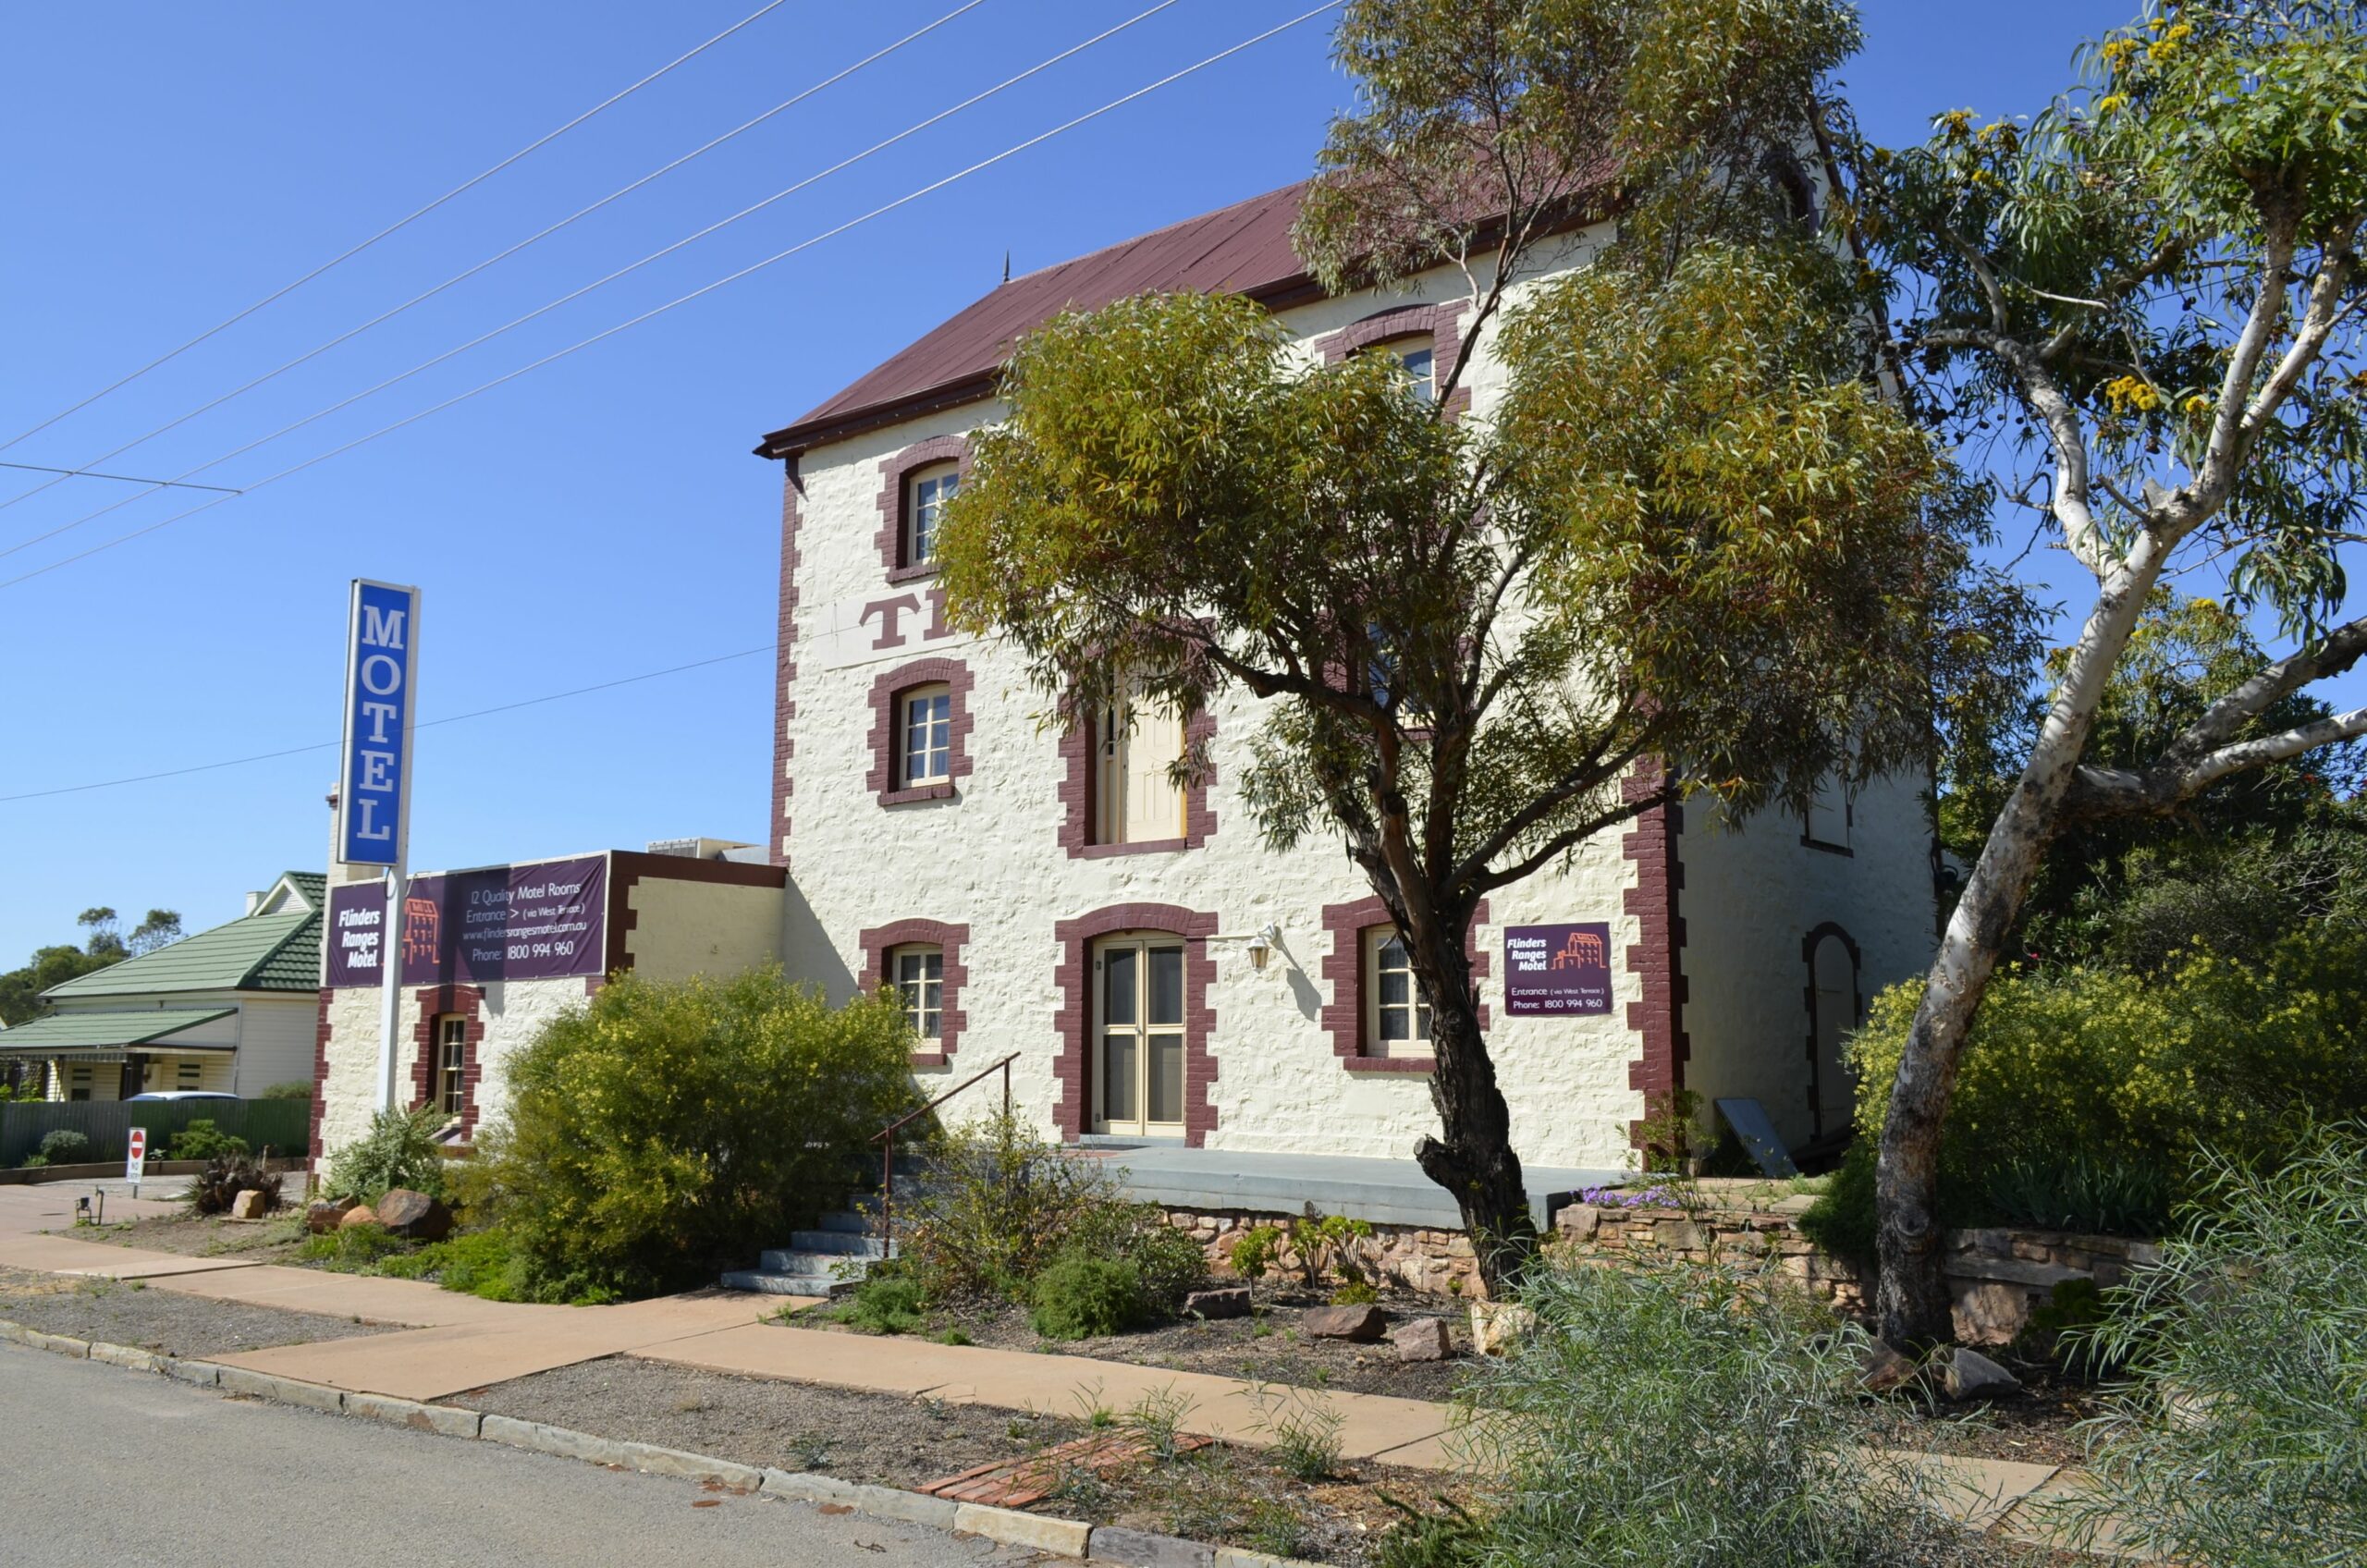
<box><xmin>338</xmin><ymin>580</ymin><xmax>420</xmax><ymax>1112</ymax></box>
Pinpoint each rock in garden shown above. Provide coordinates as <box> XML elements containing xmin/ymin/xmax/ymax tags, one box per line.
<box><xmin>1944</xmin><ymin>1346</ymin><xmax>2022</xmax><ymax>1402</ymax></box>
<box><xmin>373</xmin><ymin>1187</ymin><xmax>453</xmax><ymax>1241</ymax></box>
<box><xmin>228</xmin><ymin>1189</ymin><xmax>268</xmax><ymax>1220</ymax></box>
<box><xmin>1468</xmin><ymin>1300</ymin><xmax>1538</xmax><ymax>1355</ymax></box>
<box><xmin>1859</xmin><ymin>1341</ymin><xmax>1918</xmax><ymax>1394</ymax></box>
<box><xmin>1554</xmin><ymin>1204</ymin><xmax>1600</xmax><ymax>1240</ymax></box>
<box><xmin>308</xmin><ymin>1196</ymin><xmax>358</xmax><ymax>1233</ymax></box>
<box><xmin>1303</xmin><ymin>1304</ymin><xmax>1387</xmax><ymax>1341</ymax></box>
<box><xmin>1183</xmin><ymin>1285</ymin><xmax>1250</xmax><ymax>1320</ymax></box>
<box><xmin>338</xmin><ymin>1204</ymin><xmax>380</xmax><ymax>1231</ymax></box>
<box><xmin>1392</xmin><ymin>1317</ymin><xmax>1453</xmax><ymax>1362</ymax></box>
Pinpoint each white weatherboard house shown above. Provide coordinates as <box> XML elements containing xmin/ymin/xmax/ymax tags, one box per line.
<box><xmin>308</xmin><ymin>181</ymin><xmax>1939</xmax><ymax>1216</ymax></box>
<box><xmin>1</xmin><ymin>871</ymin><xmax>325</xmax><ymax>1102</ymax></box>
<box><xmin>752</xmin><ymin>179</ymin><xmax>1938</xmax><ymax>1175</ymax></box>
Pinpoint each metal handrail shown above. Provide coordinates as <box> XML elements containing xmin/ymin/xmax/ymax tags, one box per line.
<box><xmin>868</xmin><ymin>1049</ymin><xmax>1018</xmax><ymax>1250</ymax></box>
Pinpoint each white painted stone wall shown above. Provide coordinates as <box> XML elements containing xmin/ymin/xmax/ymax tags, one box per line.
<box><xmin>316</xmin><ymin>975</ymin><xmax>591</xmax><ymax>1157</ymax></box>
<box><xmin>1677</xmin><ymin>772</ymin><xmax>1938</xmax><ymax>1150</ymax></box>
<box><xmin>779</xmin><ymin>239</ymin><xmax>1665</xmax><ymax>1170</ymax></box>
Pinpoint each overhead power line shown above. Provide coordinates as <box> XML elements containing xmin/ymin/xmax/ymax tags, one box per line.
<box><xmin>0</xmin><ymin>0</ymin><xmax>993</xmax><ymax>558</ymax></box>
<box><xmin>0</xmin><ymin>0</ymin><xmax>792</xmax><ymax>472</ymax></box>
<box><xmin>0</xmin><ymin>643</ymin><xmax>776</xmax><ymax>803</ymax></box>
<box><xmin>0</xmin><ymin>460</ymin><xmax>239</xmax><ymax>494</ymax></box>
<box><xmin>0</xmin><ymin>0</ymin><xmax>1214</xmax><ymax>581</ymax></box>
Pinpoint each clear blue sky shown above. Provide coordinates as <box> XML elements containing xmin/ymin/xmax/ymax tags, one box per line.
<box><xmin>0</xmin><ymin>0</ymin><xmax>2210</xmax><ymax>962</ymax></box>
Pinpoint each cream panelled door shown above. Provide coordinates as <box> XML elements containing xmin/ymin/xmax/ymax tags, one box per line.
<box><xmin>1095</xmin><ymin>935</ymin><xmax>1185</xmax><ymax>1135</ymax></box>
<box><xmin>1096</xmin><ymin>682</ymin><xmax>1186</xmax><ymax>845</ymax></box>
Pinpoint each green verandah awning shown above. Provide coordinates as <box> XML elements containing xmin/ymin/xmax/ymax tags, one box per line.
<box><xmin>0</xmin><ymin>1009</ymin><xmax>236</xmax><ymax>1054</ymax></box>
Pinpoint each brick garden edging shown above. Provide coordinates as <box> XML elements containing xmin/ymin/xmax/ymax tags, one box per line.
<box><xmin>0</xmin><ymin>1318</ymin><xmax>1316</xmax><ymax>1568</ymax></box>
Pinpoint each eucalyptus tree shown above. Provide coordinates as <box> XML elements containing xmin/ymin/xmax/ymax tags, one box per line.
<box><xmin>1847</xmin><ymin>0</ymin><xmax>2367</xmax><ymax>1342</ymax></box>
<box><xmin>938</xmin><ymin>0</ymin><xmax>2021</xmax><ymax>1285</ymax></box>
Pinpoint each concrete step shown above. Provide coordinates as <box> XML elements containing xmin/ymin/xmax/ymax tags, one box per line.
<box><xmin>755</xmin><ymin>1248</ymin><xmax>875</xmax><ymax>1280</ymax></box>
<box><xmin>812</xmin><ymin>1210</ymin><xmax>873</xmax><ymax>1236</ymax></box>
<box><xmin>720</xmin><ymin>1269</ymin><xmax>837</xmax><ymax>1296</ymax></box>
<box><xmin>789</xmin><ymin>1229</ymin><xmax>887</xmax><ymax>1257</ymax></box>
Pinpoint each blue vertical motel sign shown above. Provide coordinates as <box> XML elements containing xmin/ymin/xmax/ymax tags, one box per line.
<box><xmin>340</xmin><ymin>580</ymin><xmax>420</xmax><ymax>866</ymax></box>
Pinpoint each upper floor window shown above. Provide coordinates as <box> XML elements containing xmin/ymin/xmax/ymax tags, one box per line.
<box><xmin>1378</xmin><ymin>335</ymin><xmax>1435</xmax><ymax>403</ymax></box>
<box><xmin>901</xmin><ymin>685</ymin><xmax>952</xmax><ymax>788</ymax></box>
<box><xmin>890</xmin><ymin>944</ymin><xmax>943</xmax><ymax>1041</ymax></box>
<box><xmin>907</xmin><ymin>463</ymin><xmax>959</xmax><ymax>568</ymax></box>
<box><xmin>1366</xmin><ymin>928</ymin><xmax>1432</xmax><ymax>1055</ymax></box>
<box><xmin>1093</xmin><ymin>682</ymin><xmax>1186</xmax><ymax>846</ymax></box>
<box><xmin>1804</xmin><ymin>774</ymin><xmax>1851</xmax><ymax>852</ymax></box>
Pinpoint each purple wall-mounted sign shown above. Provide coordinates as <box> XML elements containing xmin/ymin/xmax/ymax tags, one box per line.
<box><xmin>1503</xmin><ymin>922</ymin><xmax>1613</xmax><ymax>1016</ymax></box>
<box><xmin>326</xmin><ymin>855</ymin><xmax>607</xmax><ymax>989</ymax></box>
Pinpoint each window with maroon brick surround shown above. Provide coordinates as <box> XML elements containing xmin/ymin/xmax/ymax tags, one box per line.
<box><xmin>1050</xmin><ymin>903</ymin><xmax>1218</xmax><ymax>1145</ymax></box>
<box><xmin>1621</xmin><ymin>762</ymin><xmax>1690</xmax><ymax>1148</ymax></box>
<box><xmin>1318</xmin><ymin>300</ymin><xmax>1473</xmax><ymax>421</ymax></box>
<box><xmin>875</xmin><ymin>435</ymin><xmax>972</xmax><ymax>582</ymax></box>
<box><xmin>859</xmin><ymin>918</ymin><xmax>971</xmax><ymax>1069</ymax></box>
<box><xmin>1319</xmin><ymin>896</ymin><xmax>1490</xmax><ymax>1073</ymax></box>
<box><xmin>1056</xmin><ymin>707</ymin><xmax>1216</xmax><ymax>857</ymax></box>
<box><xmin>867</xmin><ymin>657</ymin><xmax>975</xmax><ymax>805</ymax></box>
<box><xmin>408</xmin><ymin>983</ymin><xmax>484</xmax><ymax>1139</ymax></box>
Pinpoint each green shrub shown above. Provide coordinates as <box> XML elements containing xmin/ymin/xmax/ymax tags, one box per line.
<box><xmin>302</xmin><ymin>1222</ymin><xmax>413</xmax><ymax>1271</ymax></box>
<box><xmin>2067</xmin><ymin>1124</ymin><xmax>2367</xmax><ymax>1566</ymax></box>
<box><xmin>1030</xmin><ymin>1250</ymin><xmax>1146</xmax><ymax>1340</ymax></box>
<box><xmin>168</xmin><ymin>1120</ymin><xmax>248</xmax><ymax>1162</ymax></box>
<box><xmin>898</xmin><ymin>1109</ymin><xmax>1206</xmax><ymax>1313</ymax></box>
<box><xmin>1372</xmin><ymin>1498</ymin><xmax>1489</xmax><ymax>1568</ymax></box>
<box><xmin>1331</xmin><ymin>1280</ymin><xmax>1380</xmax><ymax>1306</ymax></box>
<box><xmin>1229</xmin><ymin>1224</ymin><xmax>1284</xmax><ymax>1282</ymax></box>
<box><xmin>838</xmin><ymin>1274</ymin><xmax>929</xmax><ymax>1335</ymax></box>
<box><xmin>37</xmin><ymin>1129</ymin><xmax>91</xmax><ymax>1164</ymax></box>
<box><xmin>1819</xmin><ymin>928</ymin><xmax>2367</xmax><ymax>1243</ymax></box>
<box><xmin>259</xmin><ymin>1081</ymin><xmax>315</xmax><ymax>1101</ymax></box>
<box><xmin>18</xmin><ymin>1155</ymin><xmax>47</xmax><ymax>1170</ymax></box>
<box><xmin>479</xmin><ymin>967</ymin><xmax>922</xmax><ymax>1299</ymax></box>
<box><xmin>323</xmin><ymin>1106</ymin><xmax>448</xmax><ymax>1203</ymax></box>
<box><xmin>1457</xmin><ymin>1255</ymin><xmax>1986</xmax><ymax>1568</ymax></box>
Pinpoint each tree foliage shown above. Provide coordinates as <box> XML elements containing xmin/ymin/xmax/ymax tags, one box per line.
<box><xmin>941</xmin><ymin>0</ymin><xmax>2028</xmax><ymax>1282</ymax></box>
<box><xmin>1839</xmin><ymin>0</ymin><xmax>2367</xmax><ymax>1341</ymax></box>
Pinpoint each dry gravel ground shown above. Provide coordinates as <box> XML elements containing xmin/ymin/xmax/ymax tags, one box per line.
<box><xmin>0</xmin><ymin>1266</ymin><xmax>395</xmax><ymax>1358</ymax></box>
<box><xmin>86</xmin><ymin>1207</ymin><xmax>316</xmax><ymax>1264</ymax></box>
<box><xmin>464</xmin><ymin>1355</ymin><xmax>1467</xmax><ymax>1567</ymax></box>
<box><xmin>791</xmin><ymin>1283</ymin><xmax>1473</xmax><ymax>1403</ymax></box>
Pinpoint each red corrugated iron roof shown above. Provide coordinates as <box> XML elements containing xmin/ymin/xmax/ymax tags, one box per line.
<box><xmin>754</xmin><ymin>180</ymin><xmax>1321</xmax><ymax>459</ymax></box>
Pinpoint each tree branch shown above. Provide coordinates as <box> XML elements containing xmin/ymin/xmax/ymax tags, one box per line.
<box><xmin>2163</xmin><ymin>614</ymin><xmax>2367</xmax><ymax>765</ymax></box>
<box><xmin>2068</xmin><ymin>704</ymin><xmax>2367</xmax><ymax>818</ymax></box>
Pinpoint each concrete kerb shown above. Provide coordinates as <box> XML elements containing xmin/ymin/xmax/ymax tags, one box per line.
<box><xmin>0</xmin><ymin>1319</ymin><xmax>1326</xmax><ymax>1568</ymax></box>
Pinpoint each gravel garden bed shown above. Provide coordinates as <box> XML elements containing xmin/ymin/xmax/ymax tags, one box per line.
<box><xmin>0</xmin><ymin>1266</ymin><xmax>394</xmax><ymax>1358</ymax></box>
<box><xmin>462</xmin><ymin>1354</ymin><xmax>1469</xmax><ymax>1567</ymax></box>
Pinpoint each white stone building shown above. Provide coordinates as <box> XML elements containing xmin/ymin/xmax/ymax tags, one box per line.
<box><xmin>750</xmin><ymin>180</ymin><xmax>1942</xmax><ymax>1172</ymax></box>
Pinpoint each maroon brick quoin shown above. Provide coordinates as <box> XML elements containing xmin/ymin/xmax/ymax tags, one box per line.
<box><xmin>772</xmin><ymin>465</ymin><xmax>804</xmax><ymax>867</ymax></box>
<box><xmin>866</xmin><ymin>656</ymin><xmax>976</xmax><ymax>806</ymax></box>
<box><xmin>1316</xmin><ymin>300</ymin><xmax>1474</xmax><ymax>421</ymax></box>
<box><xmin>1621</xmin><ymin>761</ymin><xmax>1690</xmax><ymax>1147</ymax></box>
<box><xmin>874</xmin><ymin>435</ymin><xmax>972</xmax><ymax>582</ymax></box>
<box><xmin>1318</xmin><ymin>896</ymin><xmax>1490</xmax><ymax>1073</ymax></box>
<box><xmin>1050</xmin><ymin>903</ymin><xmax>1219</xmax><ymax>1146</ymax></box>
<box><xmin>409</xmin><ymin>984</ymin><xmax>484</xmax><ymax>1140</ymax></box>
<box><xmin>1056</xmin><ymin>707</ymin><xmax>1217</xmax><ymax>858</ymax></box>
<box><xmin>309</xmin><ymin>987</ymin><xmax>333</xmax><ymax>1163</ymax></box>
<box><xmin>859</xmin><ymin>918</ymin><xmax>972</xmax><ymax>1069</ymax></box>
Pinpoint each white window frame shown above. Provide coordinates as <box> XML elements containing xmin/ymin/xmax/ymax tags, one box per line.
<box><xmin>1804</xmin><ymin>774</ymin><xmax>1851</xmax><ymax>851</ymax></box>
<box><xmin>906</xmin><ymin>463</ymin><xmax>959</xmax><ymax>568</ymax></box>
<box><xmin>889</xmin><ymin>944</ymin><xmax>943</xmax><ymax>1041</ymax></box>
<box><xmin>901</xmin><ymin>684</ymin><xmax>952</xmax><ymax>788</ymax></box>
<box><xmin>1093</xmin><ymin>684</ymin><xmax>1186</xmax><ymax>846</ymax></box>
<box><xmin>1377</xmin><ymin>333</ymin><xmax>1436</xmax><ymax>403</ymax></box>
<box><xmin>1093</xmin><ymin>934</ymin><xmax>1187</xmax><ymax>1134</ymax></box>
<box><xmin>1364</xmin><ymin>926</ymin><xmax>1433</xmax><ymax>1056</ymax></box>
<box><xmin>433</xmin><ymin>1013</ymin><xmax>467</xmax><ymax>1116</ymax></box>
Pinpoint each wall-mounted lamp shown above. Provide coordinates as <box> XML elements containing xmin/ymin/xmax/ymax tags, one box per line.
<box><xmin>1245</xmin><ymin>926</ymin><xmax>1274</xmax><ymax>972</ymax></box>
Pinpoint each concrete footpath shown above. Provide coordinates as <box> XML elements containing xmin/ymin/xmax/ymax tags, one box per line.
<box><xmin>0</xmin><ymin>1227</ymin><xmax>2114</xmax><ymax>1549</ymax></box>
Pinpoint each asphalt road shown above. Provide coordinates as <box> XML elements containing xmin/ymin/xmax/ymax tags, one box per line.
<box><xmin>0</xmin><ymin>1343</ymin><xmax>1036</xmax><ymax>1568</ymax></box>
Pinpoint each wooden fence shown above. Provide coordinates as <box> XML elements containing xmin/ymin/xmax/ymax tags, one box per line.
<box><xmin>2</xmin><ymin>1097</ymin><xmax>310</xmax><ymax>1168</ymax></box>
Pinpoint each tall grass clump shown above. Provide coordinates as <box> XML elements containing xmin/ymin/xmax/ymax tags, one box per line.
<box><xmin>2067</xmin><ymin>1123</ymin><xmax>2367</xmax><ymax>1568</ymax></box>
<box><xmin>1458</xmin><ymin>1256</ymin><xmax>1995</xmax><ymax>1568</ymax></box>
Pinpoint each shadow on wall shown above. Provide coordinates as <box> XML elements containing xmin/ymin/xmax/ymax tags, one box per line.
<box><xmin>783</xmin><ymin>878</ymin><xmax>859</xmax><ymax>1003</ymax></box>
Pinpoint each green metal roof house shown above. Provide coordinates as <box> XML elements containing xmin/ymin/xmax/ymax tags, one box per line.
<box><xmin>0</xmin><ymin>872</ymin><xmax>323</xmax><ymax>1101</ymax></box>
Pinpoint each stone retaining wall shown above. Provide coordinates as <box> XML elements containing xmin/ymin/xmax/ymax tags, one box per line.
<box><xmin>1163</xmin><ymin>1186</ymin><xmax>2164</xmax><ymax>1343</ymax></box>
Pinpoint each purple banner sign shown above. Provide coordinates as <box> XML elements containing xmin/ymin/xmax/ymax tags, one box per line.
<box><xmin>1503</xmin><ymin>922</ymin><xmax>1613</xmax><ymax>1016</ymax></box>
<box><xmin>326</xmin><ymin>856</ymin><xmax>607</xmax><ymax>988</ymax></box>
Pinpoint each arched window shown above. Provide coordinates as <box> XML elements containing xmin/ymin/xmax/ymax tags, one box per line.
<box><xmin>1805</xmin><ymin>925</ymin><xmax>1862</xmax><ymax>1138</ymax></box>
